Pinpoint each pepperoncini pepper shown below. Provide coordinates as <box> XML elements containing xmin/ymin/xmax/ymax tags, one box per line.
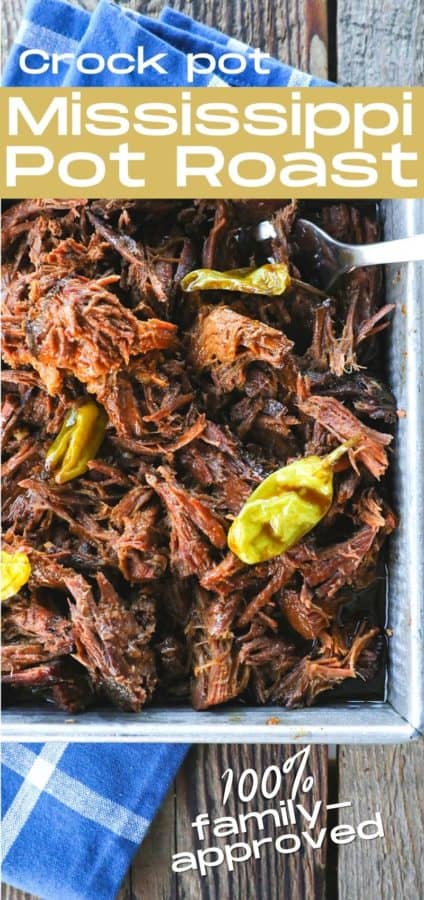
<box><xmin>45</xmin><ymin>400</ymin><xmax>107</xmax><ymax>484</ymax></box>
<box><xmin>180</xmin><ymin>263</ymin><xmax>291</xmax><ymax>296</ymax></box>
<box><xmin>1</xmin><ymin>550</ymin><xmax>31</xmax><ymax>601</ymax></box>
<box><xmin>228</xmin><ymin>442</ymin><xmax>355</xmax><ymax>565</ymax></box>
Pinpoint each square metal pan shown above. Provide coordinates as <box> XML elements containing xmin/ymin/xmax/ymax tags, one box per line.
<box><xmin>2</xmin><ymin>199</ymin><xmax>423</xmax><ymax>744</ymax></box>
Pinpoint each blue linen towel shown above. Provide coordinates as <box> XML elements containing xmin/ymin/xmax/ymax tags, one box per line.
<box><xmin>63</xmin><ymin>0</ymin><xmax>228</xmax><ymax>86</ymax></box>
<box><xmin>2</xmin><ymin>742</ymin><xmax>189</xmax><ymax>899</ymax></box>
<box><xmin>2</xmin><ymin>0</ymin><xmax>89</xmax><ymax>86</ymax></box>
<box><xmin>2</xmin><ymin>2</ymin><xmax>331</xmax><ymax>898</ymax></box>
<box><xmin>2</xmin><ymin>0</ymin><xmax>332</xmax><ymax>87</ymax></box>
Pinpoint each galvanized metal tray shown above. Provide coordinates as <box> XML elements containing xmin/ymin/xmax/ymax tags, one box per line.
<box><xmin>2</xmin><ymin>199</ymin><xmax>423</xmax><ymax>743</ymax></box>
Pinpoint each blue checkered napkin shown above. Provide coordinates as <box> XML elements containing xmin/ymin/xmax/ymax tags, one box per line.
<box><xmin>2</xmin><ymin>742</ymin><xmax>189</xmax><ymax>899</ymax></box>
<box><xmin>2</xmin><ymin>0</ymin><xmax>333</xmax><ymax>87</ymax></box>
<box><xmin>2</xmin><ymin>0</ymin><xmax>90</xmax><ymax>86</ymax></box>
<box><xmin>63</xmin><ymin>0</ymin><xmax>227</xmax><ymax>86</ymax></box>
<box><xmin>1</xmin><ymin>0</ymin><xmax>224</xmax><ymax>87</ymax></box>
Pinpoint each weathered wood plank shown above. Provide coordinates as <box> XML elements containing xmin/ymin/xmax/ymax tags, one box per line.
<box><xmin>1</xmin><ymin>876</ymin><xmax>131</xmax><ymax>899</ymax></box>
<box><xmin>2</xmin><ymin>0</ymin><xmax>328</xmax><ymax>78</ymax></box>
<box><xmin>337</xmin><ymin>0</ymin><xmax>424</xmax><ymax>86</ymax></box>
<box><xmin>1</xmin><ymin>888</ymin><xmax>35</xmax><ymax>900</ymax></box>
<box><xmin>174</xmin><ymin>0</ymin><xmax>329</xmax><ymax>77</ymax></box>
<box><xmin>174</xmin><ymin>744</ymin><xmax>328</xmax><ymax>900</ymax></box>
<box><xmin>116</xmin><ymin>872</ymin><xmax>133</xmax><ymax>900</ymax></box>
<box><xmin>338</xmin><ymin>743</ymin><xmax>424</xmax><ymax>900</ymax></box>
<box><xmin>130</xmin><ymin>784</ymin><xmax>177</xmax><ymax>900</ymax></box>
<box><xmin>337</xmin><ymin>3</ymin><xmax>424</xmax><ymax>898</ymax></box>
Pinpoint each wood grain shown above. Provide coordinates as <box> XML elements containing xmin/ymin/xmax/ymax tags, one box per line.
<box><xmin>130</xmin><ymin>785</ymin><xmax>176</xmax><ymax>900</ymax></box>
<box><xmin>171</xmin><ymin>744</ymin><xmax>328</xmax><ymax>900</ymax></box>
<box><xmin>337</xmin><ymin>5</ymin><xmax>424</xmax><ymax>897</ymax></box>
<box><xmin>1</xmin><ymin>889</ymin><xmax>34</xmax><ymax>900</ymax></box>
<box><xmin>338</xmin><ymin>743</ymin><xmax>424</xmax><ymax>900</ymax></box>
<box><xmin>337</xmin><ymin>0</ymin><xmax>424</xmax><ymax>86</ymax></box>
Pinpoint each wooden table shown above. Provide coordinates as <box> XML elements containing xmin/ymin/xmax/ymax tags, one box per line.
<box><xmin>2</xmin><ymin>1</ymin><xmax>424</xmax><ymax>898</ymax></box>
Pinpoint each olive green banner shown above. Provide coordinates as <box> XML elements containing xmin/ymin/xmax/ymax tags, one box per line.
<box><xmin>1</xmin><ymin>87</ymin><xmax>423</xmax><ymax>197</ymax></box>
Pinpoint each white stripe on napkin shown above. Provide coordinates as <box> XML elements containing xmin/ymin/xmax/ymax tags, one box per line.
<box><xmin>208</xmin><ymin>73</ymin><xmax>229</xmax><ymax>86</ymax></box>
<box><xmin>1</xmin><ymin>743</ymin><xmax>66</xmax><ymax>861</ymax></box>
<box><xmin>2</xmin><ymin>743</ymin><xmax>150</xmax><ymax>845</ymax></box>
<box><xmin>16</xmin><ymin>19</ymin><xmax>80</xmax><ymax>55</ymax></box>
<box><xmin>288</xmin><ymin>69</ymin><xmax>313</xmax><ymax>86</ymax></box>
<box><xmin>226</xmin><ymin>37</ymin><xmax>249</xmax><ymax>52</ymax></box>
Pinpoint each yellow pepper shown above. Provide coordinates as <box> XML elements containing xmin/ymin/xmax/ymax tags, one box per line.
<box><xmin>228</xmin><ymin>442</ymin><xmax>354</xmax><ymax>565</ymax></box>
<box><xmin>181</xmin><ymin>263</ymin><xmax>291</xmax><ymax>296</ymax></box>
<box><xmin>46</xmin><ymin>400</ymin><xmax>107</xmax><ymax>484</ymax></box>
<box><xmin>1</xmin><ymin>550</ymin><xmax>31</xmax><ymax>601</ymax></box>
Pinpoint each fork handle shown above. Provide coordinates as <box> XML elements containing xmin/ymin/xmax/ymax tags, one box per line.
<box><xmin>351</xmin><ymin>235</ymin><xmax>424</xmax><ymax>268</ymax></box>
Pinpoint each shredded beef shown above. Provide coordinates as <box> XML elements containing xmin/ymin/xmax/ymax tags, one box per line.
<box><xmin>191</xmin><ymin>305</ymin><xmax>293</xmax><ymax>392</ymax></box>
<box><xmin>299</xmin><ymin>395</ymin><xmax>392</xmax><ymax>479</ymax></box>
<box><xmin>4</xmin><ymin>272</ymin><xmax>176</xmax><ymax>395</ymax></box>
<box><xmin>270</xmin><ymin>623</ymin><xmax>380</xmax><ymax>707</ymax></box>
<box><xmin>146</xmin><ymin>466</ymin><xmax>226</xmax><ymax>577</ymax></box>
<box><xmin>2</xmin><ymin>199</ymin><xmax>396</xmax><ymax>712</ymax></box>
<box><xmin>187</xmin><ymin>586</ymin><xmax>249</xmax><ymax>710</ymax></box>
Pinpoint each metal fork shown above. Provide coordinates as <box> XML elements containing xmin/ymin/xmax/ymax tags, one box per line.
<box><xmin>255</xmin><ymin>218</ymin><xmax>424</xmax><ymax>292</ymax></box>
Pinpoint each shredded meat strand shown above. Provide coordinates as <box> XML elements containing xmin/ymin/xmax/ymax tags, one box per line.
<box><xmin>2</xmin><ymin>199</ymin><xmax>396</xmax><ymax>712</ymax></box>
